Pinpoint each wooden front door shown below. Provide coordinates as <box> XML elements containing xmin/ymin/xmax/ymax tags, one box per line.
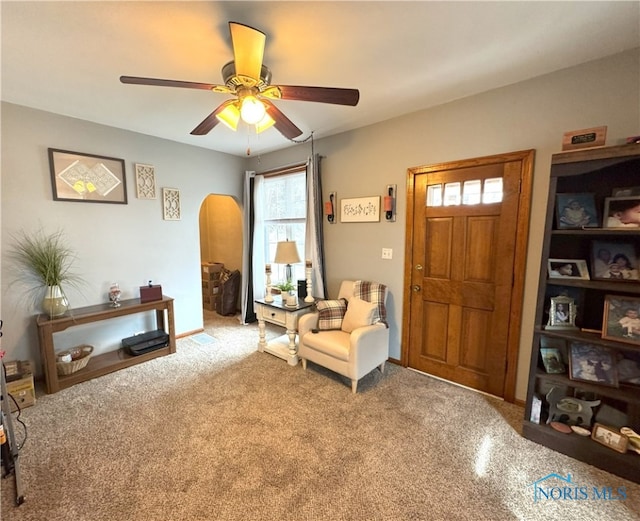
<box><xmin>404</xmin><ymin>151</ymin><xmax>534</xmax><ymax>400</ymax></box>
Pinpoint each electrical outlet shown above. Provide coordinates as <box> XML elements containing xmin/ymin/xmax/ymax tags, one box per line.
<box><xmin>382</xmin><ymin>248</ymin><xmax>393</xmax><ymax>260</ymax></box>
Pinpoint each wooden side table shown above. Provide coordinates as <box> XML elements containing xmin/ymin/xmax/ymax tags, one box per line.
<box><xmin>254</xmin><ymin>297</ymin><xmax>315</xmax><ymax>366</ymax></box>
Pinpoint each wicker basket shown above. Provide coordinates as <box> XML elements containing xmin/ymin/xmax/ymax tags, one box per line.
<box><xmin>56</xmin><ymin>345</ymin><xmax>93</xmax><ymax>376</ymax></box>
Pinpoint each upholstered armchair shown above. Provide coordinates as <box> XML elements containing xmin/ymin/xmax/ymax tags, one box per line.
<box><xmin>298</xmin><ymin>280</ymin><xmax>389</xmax><ymax>393</ymax></box>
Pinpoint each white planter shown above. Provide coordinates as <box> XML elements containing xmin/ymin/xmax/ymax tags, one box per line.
<box><xmin>42</xmin><ymin>285</ymin><xmax>69</xmax><ymax>318</ymax></box>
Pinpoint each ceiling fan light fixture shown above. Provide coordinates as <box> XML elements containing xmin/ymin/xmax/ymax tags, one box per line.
<box><xmin>240</xmin><ymin>95</ymin><xmax>266</xmax><ymax>125</ymax></box>
<box><xmin>255</xmin><ymin>113</ymin><xmax>276</xmax><ymax>134</ymax></box>
<box><xmin>216</xmin><ymin>102</ymin><xmax>241</xmax><ymax>131</ymax></box>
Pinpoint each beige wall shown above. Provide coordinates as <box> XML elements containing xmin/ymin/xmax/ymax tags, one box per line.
<box><xmin>199</xmin><ymin>195</ymin><xmax>243</xmax><ymax>271</ymax></box>
<box><xmin>249</xmin><ymin>49</ymin><xmax>640</xmax><ymax>401</ymax></box>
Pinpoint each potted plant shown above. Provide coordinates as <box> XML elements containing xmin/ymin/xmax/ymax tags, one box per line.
<box><xmin>275</xmin><ymin>280</ymin><xmax>297</xmax><ymax>307</ymax></box>
<box><xmin>7</xmin><ymin>228</ymin><xmax>83</xmax><ymax>318</ymax></box>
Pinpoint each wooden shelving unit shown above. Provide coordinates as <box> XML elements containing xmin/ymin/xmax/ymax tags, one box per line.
<box><xmin>522</xmin><ymin>143</ymin><xmax>640</xmax><ymax>483</ymax></box>
<box><xmin>36</xmin><ymin>296</ymin><xmax>176</xmax><ymax>393</ymax></box>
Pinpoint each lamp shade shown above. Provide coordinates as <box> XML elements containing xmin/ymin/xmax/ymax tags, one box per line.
<box><xmin>274</xmin><ymin>241</ymin><xmax>301</xmax><ymax>264</ymax></box>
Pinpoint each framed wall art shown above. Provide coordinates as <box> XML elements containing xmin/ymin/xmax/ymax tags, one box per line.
<box><xmin>162</xmin><ymin>187</ymin><xmax>181</xmax><ymax>221</ymax></box>
<box><xmin>590</xmin><ymin>240</ymin><xmax>639</xmax><ymax>280</ymax></box>
<box><xmin>555</xmin><ymin>193</ymin><xmax>598</xmax><ymax>229</ymax></box>
<box><xmin>602</xmin><ymin>294</ymin><xmax>640</xmax><ymax>345</ymax></box>
<box><xmin>603</xmin><ymin>196</ymin><xmax>640</xmax><ymax>228</ymax></box>
<box><xmin>340</xmin><ymin>196</ymin><xmax>380</xmax><ymax>223</ymax></box>
<box><xmin>48</xmin><ymin>148</ymin><xmax>127</xmax><ymax>204</ymax></box>
<box><xmin>135</xmin><ymin>163</ymin><xmax>157</xmax><ymax>199</ymax></box>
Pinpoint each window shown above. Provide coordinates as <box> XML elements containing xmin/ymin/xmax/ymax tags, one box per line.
<box><xmin>426</xmin><ymin>177</ymin><xmax>503</xmax><ymax>207</ymax></box>
<box><xmin>263</xmin><ymin>170</ymin><xmax>306</xmax><ymax>284</ymax></box>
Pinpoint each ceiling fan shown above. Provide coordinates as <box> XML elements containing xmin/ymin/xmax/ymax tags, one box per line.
<box><xmin>120</xmin><ymin>22</ymin><xmax>360</xmax><ymax>140</ymax></box>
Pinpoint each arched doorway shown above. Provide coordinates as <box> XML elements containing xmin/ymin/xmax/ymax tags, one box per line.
<box><xmin>199</xmin><ymin>194</ymin><xmax>243</xmax><ymax>319</ymax></box>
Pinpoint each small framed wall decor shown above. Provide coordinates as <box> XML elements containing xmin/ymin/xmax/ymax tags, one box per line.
<box><xmin>548</xmin><ymin>259</ymin><xmax>590</xmax><ymax>280</ymax></box>
<box><xmin>561</xmin><ymin>126</ymin><xmax>607</xmax><ymax>151</ymax></box>
<box><xmin>340</xmin><ymin>196</ymin><xmax>380</xmax><ymax>223</ymax></box>
<box><xmin>135</xmin><ymin>163</ymin><xmax>157</xmax><ymax>199</ymax></box>
<box><xmin>48</xmin><ymin>148</ymin><xmax>127</xmax><ymax>204</ymax></box>
<box><xmin>555</xmin><ymin>193</ymin><xmax>598</xmax><ymax>229</ymax></box>
<box><xmin>162</xmin><ymin>188</ymin><xmax>181</xmax><ymax>221</ymax></box>
<box><xmin>603</xmin><ymin>196</ymin><xmax>640</xmax><ymax>228</ymax></box>
<box><xmin>602</xmin><ymin>294</ymin><xmax>640</xmax><ymax>345</ymax></box>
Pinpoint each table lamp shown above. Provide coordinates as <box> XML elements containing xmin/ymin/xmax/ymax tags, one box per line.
<box><xmin>274</xmin><ymin>240</ymin><xmax>301</xmax><ymax>283</ymax></box>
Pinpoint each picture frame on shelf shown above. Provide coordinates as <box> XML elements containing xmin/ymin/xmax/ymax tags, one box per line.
<box><xmin>548</xmin><ymin>259</ymin><xmax>590</xmax><ymax>280</ymax></box>
<box><xmin>591</xmin><ymin>423</ymin><xmax>628</xmax><ymax>453</ymax></box>
<box><xmin>540</xmin><ymin>347</ymin><xmax>566</xmax><ymax>374</ymax></box>
<box><xmin>617</xmin><ymin>350</ymin><xmax>640</xmax><ymax>386</ymax></box>
<box><xmin>546</xmin><ymin>295</ymin><xmax>578</xmax><ymax>330</ymax></box>
<box><xmin>569</xmin><ymin>341</ymin><xmax>618</xmax><ymax>387</ymax></box>
<box><xmin>603</xmin><ymin>196</ymin><xmax>640</xmax><ymax>228</ymax></box>
<box><xmin>544</xmin><ymin>286</ymin><xmax>583</xmax><ymax>328</ymax></box>
<box><xmin>48</xmin><ymin>148</ymin><xmax>127</xmax><ymax>204</ymax></box>
<box><xmin>555</xmin><ymin>193</ymin><xmax>598</xmax><ymax>229</ymax></box>
<box><xmin>612</xmin><ymin>186</ymin><xmax>640</xmax><ymax>197</ymax></box>
<box><xmin>590</xmin><ymin>240</ymin><xmax>639</xmax><ymax>280</ymax></box>
<box><xmin>602</xmin><ymin>295</ymin><xmax>640</xmax><ymax>345</ymax></box>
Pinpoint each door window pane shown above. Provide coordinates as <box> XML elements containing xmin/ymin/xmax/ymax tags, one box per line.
<box><xmin>426</xmin><ymin>184</ymin><xmax>442</xmax><ymax>207</ymax></box>
<box><xmin>483</xmin><ymin>177</ymin><xmax>503</xmax><ymax>204</ymax></box>
<box><xmin>463</xmin><ymin>180</ymin><xmax>482</xmax><ymax>205</ymax></box>
<box><xmin>443</xmin><ymin>182</ymin><xmax>461</xmax><ymax>206</ymax></box>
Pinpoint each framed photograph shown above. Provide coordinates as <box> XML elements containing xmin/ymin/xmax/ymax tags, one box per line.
<box><xmin>591</xmin><ymin>423</ymin><xmax>628</xmax><ymax>453</ymax></box>
<box><xmin>556</xmin><ymin>193</ymin><xmax>598</xmax><ymax>229</ymax></box>
<box><xmin>340</xmin><ymin>196</ymin><xmax>380</xmax><ymax>223</ymax></box>
<box><xmin>548</xmin><ymin>259</ymin><xmax>590</xmax><ymax>280</ymax></box>
<box><xmin>544</xmin><ymin>286</ymin><xmax>583</xmax><ymax>327</ymax></box>
<box><xmin>603</xmin><ymin>196</ymin><xmax>640</xmax><ymax>228</ymax></box>
<box><xmin>546</xmin><ymin>295</ymin><xmax>578</xmax><ymax>330</ymax></box>
<box><xmin>602</xmin><ymin>295</ymin><xmax>640</xmax><ymax>345</ymax></box>
<box><xmin>540</xmin><ymin>347</ymin><xmax>566</xmax><ymax>374</ymax></box>
<box><xmin>48</xmin><ymin>148</ymin><xmax>127</xmax><ymax>204</ymax></box>
<box><xmin>590</xmin><ymin>240</ymin><xmax>639</xmax><ymax>280</ymax></box>
<box><xmin>569</xmin><ymin>341</ymin><xmax>618</xmax><ymax>387</ymax></box>
<box><xmin>612</xmin><ymin>186</ymin><xmax>640</xmax><ymax>197</ymax></box>
<box><xmin>618</xmin><ymin>351</ymin><xmax>640</xmax><ymax>385</ymax></box>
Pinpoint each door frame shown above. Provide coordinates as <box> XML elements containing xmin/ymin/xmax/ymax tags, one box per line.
<box><xmin>401</xmin><ymin>150</ymin><xmax>535</xmax><ymax>403</ymax></box>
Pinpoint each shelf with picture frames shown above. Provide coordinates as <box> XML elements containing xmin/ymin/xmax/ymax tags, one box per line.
<box><xmin>523</xmin><ymin>143</ymin><xmax>640</xmax><ymax>484</ymax></box>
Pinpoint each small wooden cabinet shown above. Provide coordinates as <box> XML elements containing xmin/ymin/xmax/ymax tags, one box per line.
<box><xmin>522</xmin><ymin>144</ymin><xmax>640</xmax><ymax>483</ymax></box>
<box><xmin>37</xmin><ymin>296</ymin><xmax>176</xmax><ymax>393</ymax></box>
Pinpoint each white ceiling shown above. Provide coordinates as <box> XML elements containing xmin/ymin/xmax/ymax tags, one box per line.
<box><xmin>2</xmin><ymin>1</ymin><xmax>639</xmax><ymax>157</ymax></box>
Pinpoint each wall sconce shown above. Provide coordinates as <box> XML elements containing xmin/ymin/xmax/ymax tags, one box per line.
<box><xmin>384</xmin><ymin>184</ymin><xmax>396</xmax><ymax>222</ymax></box>
<box><xmin>325</xmin><ymin>192</ymin><xmax>336</xmax><ymax>223</ymax></box>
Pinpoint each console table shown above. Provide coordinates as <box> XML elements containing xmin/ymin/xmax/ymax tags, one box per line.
<box><xmin>254</xmin><ymin>297</ymin><xmax>315</xmax><ymax>366</ymax></box>
<box><xmin>36</xmin><ymin>296</ymin><xmax>176</xmax><ymax>394</ymax></box>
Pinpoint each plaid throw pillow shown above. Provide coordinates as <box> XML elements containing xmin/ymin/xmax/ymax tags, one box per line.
<box><xmin>316</xmin><ymin>298</ymin><xmax>348</xmax><ymax>330</ymax></box>
<box><xmin>354</xmin><ymin>280</ymin><xmax>388</xmax><ymax>328</ymax></box>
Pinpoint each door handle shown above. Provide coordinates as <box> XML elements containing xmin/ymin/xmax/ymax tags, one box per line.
<box><xmin>415</xmin><ymin>264</ymin><xmax>423</xmax><ymax>271</ymax></box>
<box><xmin>412</xmin><ymin>285</ymin><xmax>421</xmax><ymax>292</ymax></box>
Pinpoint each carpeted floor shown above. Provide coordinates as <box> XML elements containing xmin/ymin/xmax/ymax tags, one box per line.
<box><xmin>1</xmin><ymin>311</ymin><xmax>638</xmax><ymax>520</ymax></box>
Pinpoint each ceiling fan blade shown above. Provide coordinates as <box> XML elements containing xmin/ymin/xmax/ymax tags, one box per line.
<box><xmin>272</xmin><ymin>85</ymin><xmax>360</xmax><ymax>106</ymax></box>
<box><xmin>262</xmin><ymin>99</ymin><xmax>303</xmax><ymax>139</ymax></box>
<box><xmin>229</xmin><ymin>22</ymin><xmax>265</xmax><ymax>85</ymax></box>
<box><xmin>120</xmin><ymin>76</ymin><xmax>231</xmax><ymax>94</ymax></box>
<box><xmin>190</xmin><ymin>101</ymin><xmax>232</xmax><ymax>135</ymax></box>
